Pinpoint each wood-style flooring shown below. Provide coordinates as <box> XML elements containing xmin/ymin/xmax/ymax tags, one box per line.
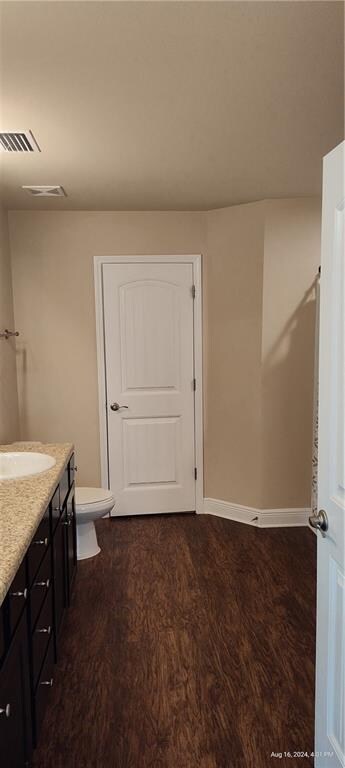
<box><xmin>33</xmin><ymin>514</ymin><xmax>316</xmax><ymax>768</ymax></box>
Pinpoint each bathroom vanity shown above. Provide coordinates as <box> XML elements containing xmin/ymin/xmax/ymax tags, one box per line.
<box><xmin>0</xmin><ymin>444</ymin><xmax>76</xmax><ymax>767</ymax></box>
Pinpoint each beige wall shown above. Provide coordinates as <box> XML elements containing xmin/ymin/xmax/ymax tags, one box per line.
<box><xmin>261</xmin><ymin>198</ymin><xmax>321</xmax><ymax>508</ymax></box>
<box><xmin>0</xmin><ymin>207</ymin><xmax>19</xmax><ymax>443</ymax></box>
<box><xmin>8</xmin><ymin>211</ymin><xmax>206</xmax><ymax>485</ymax></box>
<box><xmin>205</xmin><ymin>203</ymin><xmax>265</xmax><ymax>508</ymax></box>
<box><xmin>8</xmin><ymin>202</ymin><xmax>320</xmax><ymax>508</ymax></box>
<box><xmin>204</xmin><ymin>198</ymin><xmax>321</xmax><ymax>509</ymax></box>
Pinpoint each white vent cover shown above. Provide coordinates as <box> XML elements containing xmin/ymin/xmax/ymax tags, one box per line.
<box><xmin>22</xmin><ymin>185</ymin><xmax>67</xmax><ymax>197</ymax></box>
<box><xmin>0</xmin><ymin>130</ymin><xmax>40</xmax><ymax>152</ymax></box>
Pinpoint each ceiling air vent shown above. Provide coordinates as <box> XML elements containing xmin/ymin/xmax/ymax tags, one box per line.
<box><xmin>22</xmin><ymin>185</ymin><xmax>67</xmax><ymax>197</ymax></box>
<box><xmin>0</xmin><ymin>130</ymin><xmax>40</xmax><ymax>152</ymax></box>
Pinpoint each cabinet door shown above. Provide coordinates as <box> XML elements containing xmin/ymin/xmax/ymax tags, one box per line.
<box><xmin>0</xmin><ymin>617</ymin><xmax>32</xmax><ymax>768</ymax></box>
<box><xmin>52</xmin><ymin>511</ymin><xmax>68</xmax><ymax>644</ymax></box>
<box><xmin>68</xmin><ymin>453</ymin><xmax>76</xmax><ymax>489</ymax></box>
<box><xmin>31</xmin><ymin>587</ymin><xmax>54</xmax><ymax>690</ymax></box>
<box><xmin>59</xmin><ymin>465</ymin><xmax>69</xmax><ymax>511</ymax></box>
<box><xmin>34</xmin><ymin>637</ymin><xmax>54</xmax><ymax>745</ymax></box>
<box><xmin>27</xmin><ymin>509</ymin><xmax>50</xmax><ymax>587</ymax></box>
<box><xmin>65</xmin><ymin>486</ymin><xmax>77</xmax><ymax>604</ymax></box>
<box><xmin>0</xmin><ymin>606</ymin><xmax>5</xmax><ymax>664</ymax></box>
<box><xmin>50</xmin><ymin>485</ymin><xmax>61</xmax><ymax>534</ymax></box>
<box><xmin>7</xmin><ymin>559</ymin><xmax>28</xmax><ymax>639</ymax></box>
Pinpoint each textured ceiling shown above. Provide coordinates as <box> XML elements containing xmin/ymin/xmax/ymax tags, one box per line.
<box><xmin>0</xmin><ymin>1</ymin><xmax>344</xmax><ymax>211</ymax></box>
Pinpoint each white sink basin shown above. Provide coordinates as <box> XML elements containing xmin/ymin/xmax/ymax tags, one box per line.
<box><xmin>0</xmin><ymin>452</ymin><xmax>56</xmax><ymax>480</ymax></box>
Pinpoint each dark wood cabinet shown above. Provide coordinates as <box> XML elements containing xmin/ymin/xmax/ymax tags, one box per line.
<box><xmin>65</xmin><ymin>486</ymin><xmax>77</xmax><ymax>604</ymax></box>
<box><xmin>31</xmin><ymin>587</ymin><xmax>53</xmax><ymax>690</ymax></box>
<box><xmin>0</xmin><ymin>607</ymin><xmax>5</xmax><ymax>664</ymax></box>
<box><xmin>27</xmin><ymin>510</ymin><xmax>50</xmax><ymax>588</ymax></box>
<box><xmin>53</xmin><ymin>509</ymin><xmax>68</xmax><ymax>642</ymax></box>
<box><xmin>0</xmin><ymin>615</ymin><xmax>32</xmax><ymax>768</ymax></box>
<box><xmin>34</xmin><ymin>636</ymin><xmax>55</xmax><ymax>745</ymax></box>
<box><xmin>0</xmin><ymin>452</ymin><xmax>76</xmax><ymax>767</ymax></box>
<box><xmin>7</xmin><ymin>559</ymin><xmax>28</xmax><ymax>639</ymax></box>
<box><xmin>52</xmin><ymin>484</ymin><xmax>76</xmax><ymax>644</ymax></box>
<box><xmin>59</xmin><ymin>465</ymin><xmax>69</xmax><ymax>513</ymax></box>
<box><xmin>30</xmin><ymin>550</ymin><xmax>51</xmax><ymax>629</ymax></box>
<box><xmin>50</xmin><ymin>485</ymin><xmax>61</xmax><ymax>533</ymax></box>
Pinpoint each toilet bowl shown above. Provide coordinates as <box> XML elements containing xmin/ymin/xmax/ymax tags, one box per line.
<box><xmin>75</xmin><ymin>487</ymin><xmax>115</xmax><ymax>560</ymax></box>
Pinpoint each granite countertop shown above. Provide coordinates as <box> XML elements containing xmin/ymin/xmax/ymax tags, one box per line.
<box><xmin>0</xmin><ymin>442</ymin><xmax>74</xmax><ymax>607</ymax></box>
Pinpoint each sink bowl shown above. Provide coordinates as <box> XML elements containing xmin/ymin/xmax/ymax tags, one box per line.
<box><xmin>0</xmin><ymin>452</ymin><xmax>56</xmax><ymax>480</ymax></box>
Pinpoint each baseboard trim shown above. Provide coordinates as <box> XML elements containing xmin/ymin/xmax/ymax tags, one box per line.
<box><xmin>203</xmin><ymin>498</ymin><xmax>311</xmax><ymax>528</ymax></box>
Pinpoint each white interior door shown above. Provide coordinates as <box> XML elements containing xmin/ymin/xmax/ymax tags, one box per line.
<box><xmin>102</xmin><ymin>261</ymin><xmax>196</xmax><ymax>516</ymax></box>
<box><xmin>314</xmin><ymin>141</ymin><xmax>345</xmax><ymax>767</ymax></box>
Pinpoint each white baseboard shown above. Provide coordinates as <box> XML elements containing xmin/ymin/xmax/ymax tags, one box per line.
<box><xmin>203</xmin><ymin>498</ymin><xmax>311</xmax><ymax>528</ymax></box>
<box><xmin>258</xmin><ymin>509</ymin><xmax>311</xmax><ymax>527</ymax></box>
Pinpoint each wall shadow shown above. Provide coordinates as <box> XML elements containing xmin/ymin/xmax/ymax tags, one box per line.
<box><xmin>261</xmin><ymin>277</ymin><xmax>318</xmax><ymax>509</ymax></box>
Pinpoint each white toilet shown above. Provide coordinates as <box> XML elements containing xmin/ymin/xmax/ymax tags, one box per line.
<box><xmin>75</xmin><ymin>487</ymin><xmax>115</xmax><ymax>560</ymax></box>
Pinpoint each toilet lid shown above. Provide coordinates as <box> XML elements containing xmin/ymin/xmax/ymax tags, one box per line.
<box><xmin>75</xmin><ymin>487</ymin><xmax>114</xmax><ymax>506</ymax></box>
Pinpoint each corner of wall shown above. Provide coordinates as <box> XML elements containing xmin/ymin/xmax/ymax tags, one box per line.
<box><xmin>0</xmin><ymin>206</ymin><xmax>20</xmax><ymax>443</ymax></box>
<box><xmin>204</xmin><ymin>196</ymin><xmax>321</xmax><ymax>513</ymax></box>
<box><xmin>260</xmin><ymin>197</ymin><xmax>321</xmax><ymax>509</ymax></box>
<box><xmin>204</xmin><ymin>199</ymin><xmax>265</xmax><ymax>509</ymax></box>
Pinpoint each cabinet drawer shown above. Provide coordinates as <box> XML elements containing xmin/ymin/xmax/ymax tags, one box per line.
<box><xmin>30</xmin><ymin>548</ymin><xmax>51</xmax><ymax>628</ymax></box>
<box><xmin>27</xmin><ymin>513</ymin><xmax>50</xmax><ymax>585</ymax></box>
<box><xmin>32</xmin><ymin>588</ymin><xmax>53</xmax><ymax>689</ymax></box>
<box><xmin>34</xmin><ymin>635</ymin><xmax>54</xmax><ymax>744</ymax></box>
<box><xmin>7</xmin><ymin>558</ymin><xmax>28</xmax><ymax>638</ymax></box>
<box><xmin>50</xmin><ymin>485</ymin><xmax>61</xmax><ymax>533</ymax></box>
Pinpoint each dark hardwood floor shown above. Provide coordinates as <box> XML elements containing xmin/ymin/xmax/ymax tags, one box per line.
<box><xmin>33</xmin><ymin>514</ymin><xmax>316</xmax><ymax>768</ymax></box>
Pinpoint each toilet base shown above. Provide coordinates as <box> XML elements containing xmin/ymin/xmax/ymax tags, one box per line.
<box><xmin>76</xmin><ymin>520</ymin><xmax>101</xmax><ymax>560</ymax></box>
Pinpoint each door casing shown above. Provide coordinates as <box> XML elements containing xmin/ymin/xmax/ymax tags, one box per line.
<box><xmin>94</xmin><ymin>254</ymin><xmax>204</xmax><ymax>513</ymax></box>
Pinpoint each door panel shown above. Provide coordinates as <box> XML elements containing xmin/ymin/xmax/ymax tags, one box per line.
<box><xmin>123</xmin><ymin>417</ymin><xmax>180</xmax><ymax>486</ymax></box>
<box><xmin>315</xmin><ymin>141</ymin><xmax>344</xmax><ymax>768</ymax></box>
<box><xmin>103</xmin><ymin>262</ymin><xmax>196</xmax><ymax>515</ymax></box>
<box><xmin>119</xmin><ymin>281</ymin><xmax>180</xmax><ymax>391</ymax></box>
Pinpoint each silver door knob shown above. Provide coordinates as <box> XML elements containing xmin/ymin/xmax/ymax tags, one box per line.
<box><xmin>309</xmin><ymin>509</ymin><xmax>328</xmax><ymax>536</ymax></box>
<box><xmin>110</xmin><ymin>402</ymin><xmax>129</xmax><ymax>412</ymax></box>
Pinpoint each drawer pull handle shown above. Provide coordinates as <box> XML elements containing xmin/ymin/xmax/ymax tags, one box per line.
<box><xmin>10</xmin><ymin>588</ymin><xmax>28</xmax><ymax>599</ymax></box>
<box><xmin>34</xmin><ymin>578</ymin><xmax>50</xmax><ymax>589</ymax></box>
<box><xmin>40</xmin><ymin>678</ymin><xmax>53</xmax><ymax>687</ymax></box>
<box><xmin>63</xmin><ymin>520</ymin><xmax>72</xmax><ymax>527</ymax></box>
<box><xmin>33</xmin><ymin>537</ymin><xmax>48</xmax><ymax>547</ymax></box>
<box><xmin>36</xmin><ymin>625</ymin><xmax>51</xmax><ymax>635</ymax></box>
<box><xmin>0</xmin><ymin>704</ymin><xmax>10</xmax><ymax>717</ymax></box>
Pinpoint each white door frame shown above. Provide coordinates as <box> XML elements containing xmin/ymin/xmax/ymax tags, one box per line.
<box><xmin>94</xmin><ymin>254</ymin><xmax>204</xmax><ymax>514</ymax></box>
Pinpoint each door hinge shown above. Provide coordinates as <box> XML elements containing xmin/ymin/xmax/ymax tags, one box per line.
<box><xmin>193</xmin><ymin>378</ymin><xmax>196</xmax><ymax>391</ymax></box>
<box><xmin>194</xmin><ymin>467</ymin><xmax>198</xmax><ymax>480</ymax></box>
<box><xmin>191</xmin><ymin>284</ymin><xmax>196</xmax><ymax>299</ymax></box>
